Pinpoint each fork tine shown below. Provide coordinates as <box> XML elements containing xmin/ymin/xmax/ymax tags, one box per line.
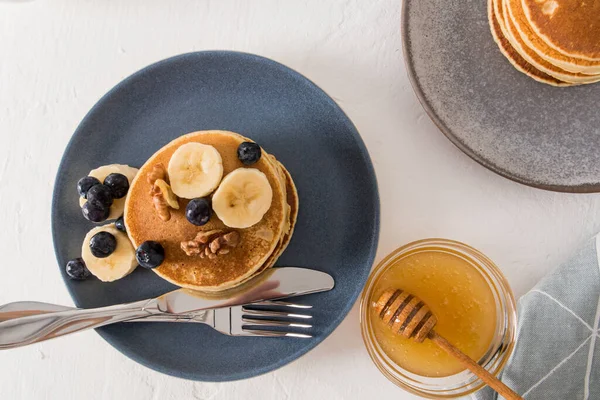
<box><xmin>242</xmin><ymin>316</ymin><xmax>312</xmax><ymax>329</ymax></box>
<box><xmin>241</xmin><ymin>308</ymin><xmax>312</xmax><ymax>319</ymax></box>
<box><xmin>249</xmin><ymin>301</ymin><xmax>313</xmax><ymax>309</ymax></box>
<box><xmin>242</xmin><ymin>328</ymin><xmax>312</xmax><ymax>338</ymax></box>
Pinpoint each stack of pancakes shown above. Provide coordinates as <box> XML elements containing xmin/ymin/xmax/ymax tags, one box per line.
<box><xmin>489</xmin><ymin>0</ymin><xmax>600</xmax><ymax>86</ymax></box>
<box><xmin>125</xmin><ymin>131</ymin><xmax>298</xmax><ymax>292</ymax></box>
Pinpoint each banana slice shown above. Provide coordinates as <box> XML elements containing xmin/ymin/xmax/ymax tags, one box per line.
<box><xmin>212</xmin><ymin>168</ymin><xmax>273</xmax><ymax>229</ymax></box>
<box><xmin>154</xmin><ymin>179</ymin><xmax>179</xmax><ymax>209</ymax></box>
<box><xmin>167</xmin><ymin>143</ymin><xmax>223</xmax><ymax>199</ymax></box>
<box><xmin>81</xmin><ymin>224</ymin><xmax>138</xmax><ymax>282</ymax></box>
<box><xmin>79</xmin><ymin>164</ymin><xmax>139</xmax><ymax>221</ymax></box>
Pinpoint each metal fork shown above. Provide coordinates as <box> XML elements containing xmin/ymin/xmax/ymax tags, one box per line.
<box><xmin>0</xmin><ymin>300</ymin><xmax>314</xmax><ymax>339</ymax></box>
<box><xmin>175</xmin><ymin>301</ymin><xmax>313</xmax><ymax>338</ymax></box>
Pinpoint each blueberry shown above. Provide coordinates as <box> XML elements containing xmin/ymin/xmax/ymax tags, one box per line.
<box><xmin>82</xmin><ymin>200</ymin><xmax>110</xmax><ymax>223</ymax></box>
<box><xmin>77</xmin><ymin>176</ymin><xmax>101</xmax><ymax>198</ymax></box>
<box><xmin>86</xmin><ymin>184</ymin><xmax>114</xmax><ymax>208</ymax></box>
<box><xmin>115</xmin><ymin>216</ymin><xmax>126</xmax><ymax>232</ymax></box>
<box><xmin>136</xmin><ymin>241</ymin><xmax>165</xmax><ymax>269</ymax></box>
<box><xmin>185</xmin><ymin>198</ymin><xmax>211</xmax><ymax>226</ymax></box>
<box><xmin>89</xmin><ymin>231</ymin><xmax>117</xmax><ymax>258</ymax></box>
<box><xmin>104</xmin><ymin>173</ymin><xmax>130</xmax><ymax>199</ymax></box>
<box><xmin>65</xmin><ymin>258</ymin><xmax>91</xmax><ymax>280</ymax></box>
<box><xmin>237</xmin><ymin>142</ymin><xmax>262</xmax><ymax>165</ymax></box>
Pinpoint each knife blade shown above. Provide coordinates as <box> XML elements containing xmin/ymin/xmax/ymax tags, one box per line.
<box><xmin>0</xmin><ymin>267</ymin><xmax>335</xmax><ymax>322</ymax></box>
<box><xmin>155</xmin><ymin>267</ymin><xmax>334</xmax><ymax>314</ymax></box>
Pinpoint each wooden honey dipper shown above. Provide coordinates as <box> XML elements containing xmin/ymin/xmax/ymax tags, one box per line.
<box><xmin>374</xmin><ymin>289</ymin><xmax>523</xmax><ymax>400</ymax></box>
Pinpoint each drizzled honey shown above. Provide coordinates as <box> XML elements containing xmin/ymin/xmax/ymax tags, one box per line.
<box><xmin>369</xmin><ymin>250</ymin><xmax>497</xmax><ymax>377</ymax></box>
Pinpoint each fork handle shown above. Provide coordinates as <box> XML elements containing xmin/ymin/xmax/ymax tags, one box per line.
<box><xmin>0</xmin><ymin>301</ymin><xmax>196</xmax><ymax>324</ymax></box>
<box><xmin>0</xmin><ymin>299</ymin><xmax>159</xmax><ymax>349</ymax></box>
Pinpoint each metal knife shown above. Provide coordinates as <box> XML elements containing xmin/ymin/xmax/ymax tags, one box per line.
<box><xmin>0</xmin><ymin>267</ymin><xmax>334</xmax><ymax>349</ymax></box>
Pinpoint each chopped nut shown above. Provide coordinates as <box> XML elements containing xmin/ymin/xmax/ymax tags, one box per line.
<box><xmin>181</xmin><ymin>241</ymin><xmax>201</xmax><ymax>256</ymax></box>
<box><xmin>194</xmin><ymin>230</ymin><xmax>224</xmax><ymax>244</ymax></box>
<box><xmin>181</xmin><ymin>230</ymin><xmax>241</xmax><ymax>258</ymax></box>
<box><xmin>153</xmin><ymin>192</ymin><xmax>171</xmax><ymax>221</ymax></box>
<box><xmin>209</xmin><ymin>238</ymin><xmax>221</xmax><ymax>253</ymax></box>
<box><xmin>147</xmin><ymin>164</ymin><xmax>178</xmax><ymax>221</ymax></box>
<box><xmin>147</xmin><ymin>163</ymin><xmax>167</xmax><ymax>186</ymax></box>
<box><xmin>223</xmin><ymin>231</ymin><xmax>240</xmax><ymax>247</ymax></box>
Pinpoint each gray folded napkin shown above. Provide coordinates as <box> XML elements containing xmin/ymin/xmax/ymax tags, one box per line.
<box><xmin>475</xmin><ymin>235</ymin><xmax>600</xmax><ymax>400</ymax></box>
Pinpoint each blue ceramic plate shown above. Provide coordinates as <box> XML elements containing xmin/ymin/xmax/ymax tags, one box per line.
<box><xmin>51</xmin><ymin>51</ymin><xmax>380</xmax><ymax>381</ymax></box>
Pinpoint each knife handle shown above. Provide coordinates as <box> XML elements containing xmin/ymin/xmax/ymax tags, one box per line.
<box><xmin>0</xmin><ymin>299</ymin><xmax>159</xmax><ymax>349</ymax></box>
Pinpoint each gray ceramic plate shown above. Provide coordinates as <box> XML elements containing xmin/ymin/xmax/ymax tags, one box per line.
<box><xmin>403</xmin><ymin>0</ymin><xmax>600</xmax><ymax>193</ymax></box>
<box><xmin>51</xmin><ymin>51</ymin><xmax>380</xmax><ymax>381</ymax></box>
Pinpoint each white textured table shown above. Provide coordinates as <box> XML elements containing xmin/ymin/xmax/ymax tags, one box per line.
<box><xmin>2</xmin><ymin>1</ymin><xmax>600</xmax><ymax>399</ymax></box>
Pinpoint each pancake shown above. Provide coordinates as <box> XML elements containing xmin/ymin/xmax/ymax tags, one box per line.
<box><xmin>489</xmin><ymin>0</ymin><xmax>569</xmax><ymax>86</ymax></box>
<box><xmin>497</xmin><ymin>0</ymin><xmax>600</xmax><ymax>84</ymax></box>
<box><xmin>522</xmin><ymin>0</ymin><xmax>600</xmax><ymax>61</ymax></box>
<box><xmin>234</xmin><ymin>159</ymin><xmax>299</xmax><ymax>285</ymax></box>
<box><xmin>275</xmin><ymin>162</ymin><xmax>299</xmax><ymax>257</ymax></box>
<box><xmin>215</xmin><ymin>131</ymin><xmax>292</xmax><ymax>251</ymax></box>
<box><xmin>266</xmin><ymin>155</ymin><xmax>288</xmax><ymax>246</ymax></box>
<box><xmin>506</xmin><ymin>0</ymin><xmax>600</xmax><ymax>74</ymax></box>
<box><xmin>198</xmin><ymin>131</ymin><xmax>299</xmax><ymax>284</ymax></box>
<box><xmin>255</xmin><ymin>159</ymin><xmax>299</xmax><ymax>272</ymax></box>
<box><xmin>125</xmin><ymin>130</ymin><xmax>288</xmax><ymax>292</ymax></box>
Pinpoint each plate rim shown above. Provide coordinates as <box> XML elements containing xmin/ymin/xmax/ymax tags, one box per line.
<box><xmin>401</xmin><ymin>0</ymin><xmax>600</xmax><ymax>194</ymax></box>
<box><xmin>51</xmin><ymin>50</ymin><xmax>381</xmax><ymax>381</ymax></box>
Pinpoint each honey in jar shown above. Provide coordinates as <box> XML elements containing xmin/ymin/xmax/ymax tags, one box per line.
<box><xmin>369</xmin><ymin>248</ymin><xmax>497</xmax><ymax>377</ymax></box>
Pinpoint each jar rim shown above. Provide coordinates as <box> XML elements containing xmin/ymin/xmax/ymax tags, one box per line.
<box><xmin>360</xmin><ymin>238</ymin><xmax>517</xmax><ymax>398</ymax></box>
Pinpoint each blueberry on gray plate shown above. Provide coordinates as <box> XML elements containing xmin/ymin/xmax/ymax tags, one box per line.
<box><xmin>115</xmin><ymin>216</ymin><xmax>126</xmax><ymax>232</ymax></box>
<box><xmin>186</xmin><ymin>198</ymin><xmax>211</xmax><ymax>226</ymax></box>
<box><xmin>136</xmin><ymin>241</ymin><xmax>165</xmax><ymax>269</ymax></box>
<box><xmin>237</xmin><ymin>142</ymin><xmax>261</xmax><ymax>165</ymax></box>
<box><xmin>86</xmin><ymin>184</ymin><xmax>114</xmax><ymax>208</ymax></box>
<box><xmin>65</xmin><ymin>258</ymin><xmax>91</xmax><ymax>280</ymax></box>
<box><xmin>89</xmin><ymin>231</ymin><xmax>117</xmax><ymax>258</ymax></box>
<box><xmin>77</xmin><ymin>176</ymin><xmax>101</xmax><ymax>198</ymax></box>
<box><xmin>82</xmin><ymin>200</ymin><xmax>110</xmax><ymax>222</ymax></box>
<box><xmin>104</xmin><ymin>173</ymin><xmax>130</xmax><ymax>199</ymax></box>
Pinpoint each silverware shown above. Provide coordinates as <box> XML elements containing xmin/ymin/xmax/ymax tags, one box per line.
<box><xmin>0</xmin><ymin>300</ymin><xmax>314</xmax><ymax>339</ymax></box>
<box><xmin>0</xmin><ymin>267</ymin><xmax>334</xmax><ymax>349</ymax></box>
<box><xmin>164</xmin><ymin>301</ymin><xmax>314</xmax><ymax>338</ymax></box>
<box><xmin>0</xmin><ymin>299</ymin><xmax>311</xmax><ymax>322</ymax></box>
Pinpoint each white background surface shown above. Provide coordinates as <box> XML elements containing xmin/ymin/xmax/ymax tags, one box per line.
<box><xmin>1</xmin><ymin>1</ymin><xmax>600</xmax><ymax>399</ymax></box>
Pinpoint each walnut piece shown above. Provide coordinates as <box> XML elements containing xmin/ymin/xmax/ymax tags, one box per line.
<box><xmin>152</xmin><ymin>189</ymin><xmax>171</xmax><ymax>221</ymax></box>
<box><xmin>181</xmin><ymin>230</ymin><xmax>241</xmax><ymax>258</ymax></box>
<box><xmin>192</xmin><ymin>230</ymin><xmax>224</xmax><ymax>244</ymax></box>
<box><xmin>222</xmin><ymin>231</ymin><xmax>240</xmax><ymax>247</ymax></box>
<box><xmin>147</xmin><ymin>164</ymin><xmax>179</xmax><ymax>222</ymax></box>
<box><xmin>147</xmin><ymin>163</ymin><xmax>167</xmax><ymax>188</ymax></box>
<box><xmin>181</xmin><ymin>240</ymin><xmax>201</xmax><ymax>256</ymax></box>
<box><xmin>209</xmin><ymin>238</ymin><xmax>221</xmax><ymax>253</ymax></box>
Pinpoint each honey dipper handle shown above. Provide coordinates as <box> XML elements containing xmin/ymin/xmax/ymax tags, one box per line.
<box><xmin>428</xmin><ymin>331</ymin><xmax>523</xmax><ymax>400</ymax></box>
